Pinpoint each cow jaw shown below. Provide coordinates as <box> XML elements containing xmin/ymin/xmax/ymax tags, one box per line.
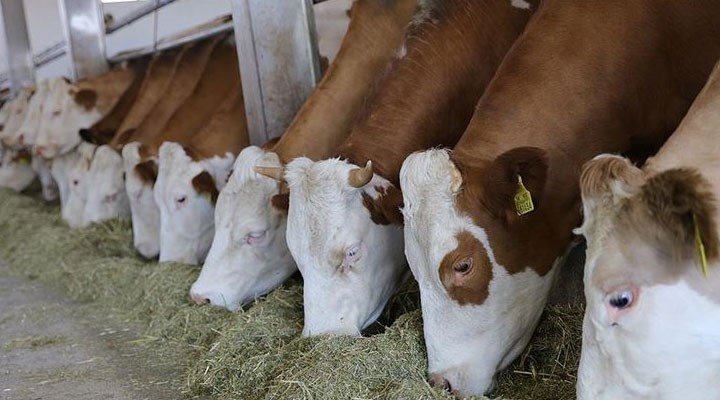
<box><xmin>191</xmin><ymin>146</ymin><xmax>296</xmax><ymax>310</ymax></box>
<box><xmin>84</xmin><ymin>145</ymin><xmax>130</xmax><ymax>224</ymax></box>
<box><xmin>285</xmin><ymin>157</ymin><xmax>407</xmax><ymax>337</ymax></box>
<box><xmin>0</xmin><ymin>149</ymin><xmax>37</xmax><ymax>192</ymax></box>
<box><xmin>400</xmin><ymin>149</ymin><xmax>558</xmax><ymax>396</ymax></box>
<box><xmin>123</xmin><ymin>142</ymin><xmax>160</xmax><ymax>259</ymax></box>
<box><xmin>155</xmin><ymin>142</ymin><xmax>232</xmax><ymax>265</ymax></box>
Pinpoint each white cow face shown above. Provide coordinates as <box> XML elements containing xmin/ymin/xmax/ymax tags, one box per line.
<box><xmin>34</xmin><ymin>79</ymin><xmax>102</xmax><ymax>159</ymax></box>
<box><xmin>51</xmin><ymin>142</ymin><xmax>97</xmax><ymax>228</ymax></box>
<box><xmin>191</xmin><ymin>146</ymin><xmax>296</xmax><ymax>310</ymax></box>
<box><xmin>122</xmin><ymin>142</ymin><xmax>160</xmax><ymax>259</ymax></box>
<box><xmin>0</xmin><ymin>88</ymin><xmax>35</xmax><ymax>147</ymax></box>
<box><xmin>284</xmin><ymin>157</ymin><xmax>407</xmax><ymax>337</ymax></box>
<box><xmin>84</xmin><ymin>145</ymin><xmax>130</xmax><ymax>224</ymax></box>
<box><xmin>0</xmin><ymin>148</ymin><xmax>36</xmax><ymax>192</ymax></box>
<box><xmin>399</xmin><ymin>149</ymin><xmax>560</xmax><ymax>397</ymax></box>
<box><xmin>576</xmin><ymin>156</ymin><xmax>720</xmax><ymax>400</ymax></box>
<box><xmin>31</xmin><ymin>156</ymin><xmax>59</xmax><ymax>202</ymax></box>
<box><xmin>5</xmin><ymin>79</ymin><xmax>53</xmax><ymax>149</ymax></box>
<box><xmin>155</xmin><ymin>142</ymin><xmax>234</xmax><ymax>265</ymax></box>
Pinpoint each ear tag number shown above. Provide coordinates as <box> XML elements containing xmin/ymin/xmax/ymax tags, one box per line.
<box><xmin>514</xmin><ymin>175</ymin><xmax>534</xmax><ymax>216</ymax></box>
<box><xmin>693</xmin><ymin>213</ymin><xmax>709</xmax><ymax>278</ymax></box>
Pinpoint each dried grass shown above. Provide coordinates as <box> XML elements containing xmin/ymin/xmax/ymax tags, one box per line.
<box><xmin>0</xmin><ymin>188</ymin><xmax>584</xmax><ymax>400</ymax></box>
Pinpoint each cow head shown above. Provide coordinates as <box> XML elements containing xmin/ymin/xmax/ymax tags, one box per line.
<box><xmin>400</xmin><ymin>148</ymin><xmax>564</xmax><ymax>397</ymax></box>
<box><xmin>122</xmin><ymin>142</ymin><xmax>160</xmax><ymax>259</ymax></box>
<box><xmin>84</xmin><ymin>145</ymin><xmax>130</xmax><ymax>224</ymax></box>
<box><xmin>3</xmin><ymin>80</ymin><xmax>52</xmax><ymax>149</ymax></box>
<box><xmin>284</xmin><ymin>157</ymin><xmax>407</xmax><ymax>337</ymax></box>
<box><xmin>190</xmin><ymin>146</ymin><xmax>296</xmax><ymax>310</ymax></box>
<box><xmin>576</xmin><ymin>155</ymin><xmax>720</xmax><ymax>400</ymax></box>
<box><xmin>50</xmin><ymin>142</ymin><xmax>97</xmax><ymax>228</ymax></box>
<box><xmin>154</xmin><ymin>142</ymin><xmax>234</xmax><ymax>265</ymax></box>
<box><xmin>34</xmin><ymin>68</ymin><xmax>134</xmax><ymax>159</ymax></box>
<box><xmin>0</xmin><ymin>148</ymin><xmax>36</xmax><ymax>192</ymax></box>
<box><xmin>0</xmin><ymin>87</ymin><xmax>35</xmax><ymax>147</ymax></box>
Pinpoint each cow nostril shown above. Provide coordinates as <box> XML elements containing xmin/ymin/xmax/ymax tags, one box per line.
<box><xmin>428</xmin><ymin>373</ymin><xmax>452</xmax><ymax>393</ymax></box>
<box><xmin>190</xmin><ymin>292</ymin><xmax>210</xmax><ymax>305</ymax></box>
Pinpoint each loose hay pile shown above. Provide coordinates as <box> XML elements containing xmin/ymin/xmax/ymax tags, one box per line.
<box><xmin>0</xmin><ymin>188</ymin><xmax>583</xmax><ymax>399</ymax></box>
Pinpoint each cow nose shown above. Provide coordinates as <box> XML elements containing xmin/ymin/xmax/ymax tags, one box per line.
<box><xmin>135</xmin><ymin>242</ymin><xmax>159</xmax><ymax>259</ymax></box>
<box><xmin>190</xmin><ymin>291</ymin><xmax>210</xmax><ymax>305</ymax></box>
<box><xmin>428</xmin><ymin>373</ymin><xmax>452</xmax><ymax>393</ymax></box>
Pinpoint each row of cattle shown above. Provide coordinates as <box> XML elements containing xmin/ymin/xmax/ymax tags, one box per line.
<box><xmin>1</xmin><ymin>0</ymin><xmax>719</xmax><ymax>398</ymax></box>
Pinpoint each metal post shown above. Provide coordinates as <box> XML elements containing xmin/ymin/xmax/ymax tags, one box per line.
<box><xmin>59</xmin><ymin>0</ymin><xmax>108</xmax><ymax>80</ymax></box>
<box><xmin>1</xmin><ymin>0</ymin><xmax>35</xmax><ymax>93</ymax></box>
<box><xmin>232</xmin><ymin>0</ymin><xmax>322</xmax><ymax>145</ymax></box>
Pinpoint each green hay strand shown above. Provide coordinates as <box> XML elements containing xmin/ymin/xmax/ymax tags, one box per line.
<box><xmin>0</xmin><ymin>189</ymin><xmax>584</xmax><ymax>399</ymax></box>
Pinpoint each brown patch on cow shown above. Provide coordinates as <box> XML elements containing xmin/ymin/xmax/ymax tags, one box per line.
<box><xmin>192</xmin><ymin>171</ymin><xmax>219</xmax><ymax>204</ymax></box>
<box><xmin>134</xmin><ymin>160</ymin><xmax>158</xmax><ymax>185</ymax></box>
<box><xmin>439</xmin><ymin>230</ymin><xmax>494</xmax><ymax>305</ymax></box>
<box><xmin>620</xmin><ymin>168</ymin><xmax>718</xmax><ymax>264</ymax></box>
<box><xmin>112</xmin><ymin>129</ymin><xmax>136</xmax><ymax>151</ymax></box>
<box><xmin>361</xmin><ymin>185</ymin><xmax>404</xmax><ymax>226</ymax></box>
<box><xmin>74</xmin><ymin>89</ymin><xmax>98</xmax><ymax>111</ymax></box>
<box><xmin>271</xmin><ymin>193</ymin><xmax>290</xmax><ymax>214</ymax></box>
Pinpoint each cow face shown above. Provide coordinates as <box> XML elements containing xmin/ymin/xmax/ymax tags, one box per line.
<box><xmin>576</xmin><ymin>156</ymin><xmax>720</xmax><ymax>400</ymax></box>
<box><xmin>154</xmin><ymin>142</ymin><xmax>234</xmax><ymax>265</ymax></box>
<box><xmin>190</xmin><ymin>146</ymin><xmax>296</xmax><ymax>310</ymax></box>
<box><xmin>0</xmin><ymin>148</ymin><xmax>36</xmax><ymax>192</ymax></box>
<box><xmin>122</xmin><ymin>142</ymin><xmax>160</xmax><ymax>259</ymax></box>
<box><xmin>400</xmin><ymin>148</ymin><xmax>563</xmax><ymax>397</ymax></box>
<box><xmin>50</xmin><ymin>142</ymin><xmax>97</xmax><ymax>228</ymax></box>
<box><xmin>4</xmin><ymin>80</ymin><xmax>53</xmax><ymax>149</ymax></box>
<box><xmin>284</xmin><ymin>157</ymin><xmax>407</xmax><ymax>337</ymax></box>
<box><xmin>0</xmin><ymin>87</ymin><xmax>35</xmax><ymax>147</ymax></box>
<box><xmin>84</xmin><ymin>145</ymin><xmax>130</xmax><ymax>225</ymax></box>
<box><xmin>31</xmin><ymin>156</ymin><xmax>59</xmax><ymax>202</ymax></box>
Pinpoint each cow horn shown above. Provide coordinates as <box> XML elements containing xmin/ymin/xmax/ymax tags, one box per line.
<box><xmin>254</xmin><ymin>166</ymin><xmax>284</xmax><ymax>181</ymax></box>
<box><xmin>348</xmin><ymin>160</ymin><xmax>373</xmax><ymax>188</ymax></box>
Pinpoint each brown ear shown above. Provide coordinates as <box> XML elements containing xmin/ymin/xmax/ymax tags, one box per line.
<box><xmin>482</xmin><ymin>147</ymin><xmax>548</xmax><ymax>220</ymax></box>
<box><xmin>271</xmin><ymin>193</ymin><xmax>290</xmax><ymax>214</ymax></box>
<box><xmin>637</xmin><ymin>168</ymin><xmax>718</xmax><ymax>262</ymax></box>
<box><xmin>361</xmin><ymin>185</ymin><xmax>404</xmax><ymax>226</ymax></box>
<box><xmin>192</xmin><ymin>171</ymin><xmax>220</xmax><ymax>204</ymax></box>
<box><xmin>134</xmin><ymin>160</ymin><xmax>158</xmax><ymax>185</ymax></box>
<box><xmin>74</xmin><ymin>89</ymin><xmax>98</xmax><ymax>111</ymax></box>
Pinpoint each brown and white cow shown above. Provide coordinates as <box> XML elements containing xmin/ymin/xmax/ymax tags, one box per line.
<box><xmin>576</xmin><ymin>60</ymin><xmax>720</xmax><ymax>400</ymax></box>
<box><xmin>279</xmin><ymin>0</ymin><xmax>537</xmax><ymax>337</ymax></box>
<box><xmin>122</xmin><ymin>36</ymin><xmax>236</xmax><ymax>258</ymax></box>
<box><xmin>190</xmin><ymin>0</ymin><xmax>418</xmax><ymax>311</ymax></box>
<box><xmin>400</xmin><ymin>1</ymin><xmax>720</xmax><ymax>396</ymax></box>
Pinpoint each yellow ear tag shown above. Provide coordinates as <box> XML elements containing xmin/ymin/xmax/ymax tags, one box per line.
<box><xmin>514</xmin><ymin>175</ymin><xmax>534</xmax><ymax>216</ymax></box>
<box><xmin>693</xmin><ymin>213</ymin><xmax>709</xmax><ymax>278</ymax></box>
<box><xmin>18</xmin><ymin>157</ymin><xmax>30</xmax><ymax>166</ymax></box>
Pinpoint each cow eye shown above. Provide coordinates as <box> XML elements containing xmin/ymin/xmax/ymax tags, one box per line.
<box><xmin>176</xmin><ymin>196</ymin><xmax>187</xmax><ymax>204</ymax></box>
<box><xmin>609</xmin><ymin>289</ymin><xmax>634</xmax><ymax>309</ymax></box>
<box><xmin>453</xmin><ymin>257</ymin><xmax>473</xmax><ymax>274</ymax></box>
<box><xmin>72</xmin><ymin>179</ymin><xmax>79</xmax><ymax>186</ymax></box>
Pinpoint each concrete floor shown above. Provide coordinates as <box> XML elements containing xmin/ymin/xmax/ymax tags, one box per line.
<box><xmin>0</xmin><ymin>265</ymin><xmax>180</xmax><ymax>400</ymax></box>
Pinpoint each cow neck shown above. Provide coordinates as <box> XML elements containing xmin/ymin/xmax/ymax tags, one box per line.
<box><xmin>450</xmin><ymin>0</ymin><xmax>720</xmax><ymax>274</ymax></box>
<box><xmin>273</xmin><ymin>0</ymin><xmax>417</xmax><ymax>164</ymax></box>
<box><xmin>186</xmin><ymin>83</ymin><xmax>248</xmax><ymax>160</ymax></box>
<box><xmin>336</xmin><ymin>0</ymin><xmax>536</xmax><ymax>187</ymax></box>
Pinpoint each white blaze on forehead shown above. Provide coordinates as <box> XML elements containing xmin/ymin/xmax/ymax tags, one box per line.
<box><xmin>53</xmin><ymin>142</ymin><xmax>98</xmax><ymax>228</ymax></box>
<box><xmin>191</xmin><ymin>146</ymin><xmax>296</xmax><ymax>311</ymax></box>
<box><xmin>511</xmin><ymin>0</ymin><xmax>532</xmax><ymax>10</ymax></box>
<box><xmin>400</xmin><ymin>148</ymin><xmax>558</xmax><ymax>397</ymax></box>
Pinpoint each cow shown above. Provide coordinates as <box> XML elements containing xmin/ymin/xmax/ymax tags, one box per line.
<box><xmin>155</xmin><ymin>85</ymin><xmax>248</xmax><ymax>265</ymax></box>
<box><xmin>33</xmin><ymin>66</ymin><xmax>135</xmax><ymax>159</ymax></box>
<box><xmin>272</xmin><ymin>0</ymin><xmax>538</xmax><ymax>337</ymax></box>
<box><xmin>190</xmin><ymin>0</ymin><xmax>418</xmax><ymax>310</ymax></box>
<box><xmin>122</xmin><ymin>35</ymin><xmax>235</xmax><ymax>257</ymax></box>
<box><xmin>575</xmin><ymin>60</ymin><xmax>720</xmax><ymax>400</ymax></box>
<box><xmin>50</xmin><ymin>142</ymin><xmax>98</xmax><ymax>227</ymax></box>
<box><xmin>399</xmin><ymin>1</ymin><xmax>720</xmax><ymax>396</ymax></box>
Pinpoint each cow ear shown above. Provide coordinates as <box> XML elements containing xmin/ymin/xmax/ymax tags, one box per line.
<box><xmin>134</xmin><ymin>160</ymin><xmax>158</xmax><ymax>185</ymax></box>
<box><xmin>482</xmin><ymin>147</ymin><xmax>548</xmax><ymax>221</ymax></box>
<box><xmin>74</xmin><ymin>89</ymin><xmax>98</xmax><ymax>111</ymax></box>
<box><xmin>361</xmin><ymin>185</ymin><xmax>404</xmax><ymax>226</ymax></box>
<box><xmin>192</xmin><ymin>171</ymin><xmax>220</xmax><ymax>204</ymax></box>
<box><xmin>638</xmin><ymin>168</ymin><xmax>718</xmax><ymax>263</ymax></box>
<box><xmin>271</xmin><ymin>193</ymin><xmax>289</xmax><ymax>214</ymax></box>
<box><xmin>576</xmin><ymin>155</ymin><xmax>644</xmax><ymax>235</ymax></box>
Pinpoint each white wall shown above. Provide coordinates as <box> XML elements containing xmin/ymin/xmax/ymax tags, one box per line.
<box><xmin>1</xmin><ymin>0</ymin><xmax>350</xmax><ymax>83</ymax></box>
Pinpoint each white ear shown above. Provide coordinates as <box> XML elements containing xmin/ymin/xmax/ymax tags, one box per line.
<box><xmin>202</xmin><ymin>152</ymin><xmax>236</xmax><ymax>190</ymax></box>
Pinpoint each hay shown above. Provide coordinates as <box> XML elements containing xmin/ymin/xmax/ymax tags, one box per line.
<box><xmin>0</xmin><ymin>188</ymin><xmax>584</xmax><ymax>399</ymax></box>
<box><xmin>4</xmin><ymin>335</ymin><xmax>66</xmax><ymax>350</ymax></box>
